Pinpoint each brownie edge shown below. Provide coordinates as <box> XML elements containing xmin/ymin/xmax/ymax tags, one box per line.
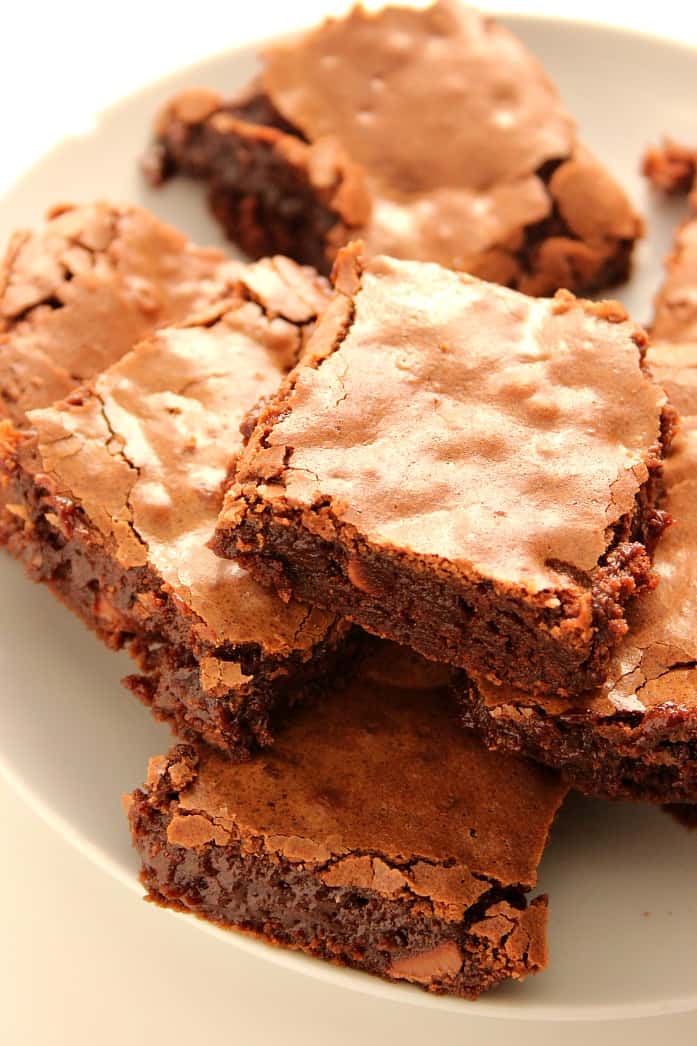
<box><xmin>127</xmin><ymin>648</ymin><xmax>567</xmax><ymax>998</ymax></box>
<box><xmin>144</xmin><ymin>2</ymin><xmax>641</xmax><ymax>295</ymax></box>
<box><xmin>213</xmin><ymin>248</ymin><xmax>670</xmax><ymax>698</ymax></box>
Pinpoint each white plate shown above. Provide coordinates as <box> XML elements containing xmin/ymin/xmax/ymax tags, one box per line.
<box><xmin>1</xmin><ymin>14</ymin><xmax>696</xmax><ymax>1024</ymax></box>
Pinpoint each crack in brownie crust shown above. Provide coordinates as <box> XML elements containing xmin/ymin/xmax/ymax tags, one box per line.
<box><xmin>214</xmin><ymin>247</ymin><xmax>670</xmax><ymax>698</ymax></box>
<box><xmin>1</xmin><ymin>247</ymin><xmax>351</xmax><ymax>754</ymax></box>
<box><xmin>144</xmin><ymin>1</ymin><xmax>640</xmax><ymax>294</ymax></box>
<box><xmin>0</xmin><ymin>201</ymin><xmax>231</xmax><ymax>427</ymax></box>
<box><xmin>458</xmin><ymin>344</ymin><xmax>697</xmax><ymax>803</ymax></box>
<box><xmin>127</xmin><ymin>643</ymin><xmax>567</xmax><ymax>998</ymax></box>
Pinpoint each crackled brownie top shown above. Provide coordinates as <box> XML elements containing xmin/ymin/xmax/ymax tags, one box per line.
<box><xmin>231</xmin><ymin>249</ymin><xmax>667</xmax><ymax>594</ymax></box>
<box><xmin>0</xmin><ymin>202</ymin><xmax>232</xmax><ymax>424</ymax></box>
<box><xmin>643</xmin><ymin>140</ymin><xmax>697</xmax><ymax>197</ymax></box>
<box><xmin>476</xmin><ymin>343</ymin><xmax>697</xmax><ymax>719</ymax></box>
<box><xmin>148</xmin><ymin>642</ymin><xmax>566</xmax><ymax>899</ymax></box>
<box><xmin>27</xmin><ymin>258</ymin><xmax>334</xmax><ymax>656</ymax></box>
<box><xmin>260</xmin><ymin>0</ymin><xmax>637</xmax><ymax>270</ymax></box>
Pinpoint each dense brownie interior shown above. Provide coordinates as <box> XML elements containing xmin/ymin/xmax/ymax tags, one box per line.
<box><xmin>127</xmin><ymin>646</ymin><xmax>567</xmax><ymax>997</ymax></box>
<box><xmin>132</xmin><ymin>791</ymin><xmax>549</xmax><ymax>998</ymax></box>
<box><xmin>144</xmin><ymin>0</ymin><xmax>640</xmax><ymax>293</ymax></box>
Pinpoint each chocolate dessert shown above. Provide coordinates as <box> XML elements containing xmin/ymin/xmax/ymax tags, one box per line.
<box><xmin>127</xmin><ymin>642</ymin><xmax>567</xmax><ymax>998</ymax></box>
<box><xmin>144</xmin><ymin>1</ymin><xmax>640</xmax><ymax>294</ymax></box>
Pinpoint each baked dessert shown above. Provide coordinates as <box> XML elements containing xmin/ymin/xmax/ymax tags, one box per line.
<box><xmin>2</xmin><ymin>255</ymin><xmax>351</xmax><ymax>753</ymax></box>
<box><xmin>0</xmin><ymin>201</ymin><xmax>228</xmax><ymax>427</ymax></box>
<box><xmin>144</xmin><ymin>0</ymin><xmax>641</xmax><ymax>295</ymax></box>
<box><xmin>127</xmin><ymin>641</ymin><xmax>567</xmax><ymax>998</ymax></box>
<box><xmin>214</xmin><ymin>246</ymin><xmax>671</xmax><ymax>699</ymax></box>
<box><xmin>643</xmin><ymin>140</ymin><xmax>697</xmax><ymax>341</ymax></box>
<box><xmin>643</xmin><ymin>139</ymin><xmax>697</xmax><ymax>197</ymax></box>
<box><xmin>459</xmin><ymin>343</ymin><xmax>697</xmax><ymax>803</ymax></box>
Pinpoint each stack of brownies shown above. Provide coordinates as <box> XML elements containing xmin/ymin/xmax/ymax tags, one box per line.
<box><xmin>2</xmin><ymin>0</ymin><xmax>697</xmax><ymax>1000</ymax></box>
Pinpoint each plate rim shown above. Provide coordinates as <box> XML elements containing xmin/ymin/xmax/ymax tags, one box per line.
<box><xmin>1</xmin><ymin>9</ymin><xmax>697</xmax><ymax>1023</ymax></box>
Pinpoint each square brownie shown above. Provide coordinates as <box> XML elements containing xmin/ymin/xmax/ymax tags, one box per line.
<box><xmin>214</xmin><ymin>246</ymin><xmax>671</xmax><ymax>698</ymax></box>
<box><xmin>127</xmin><ymin>641</ymin><xmax>567</xmax><ymax>999</ymax></box>
<box><xmin>3</xmin><ymin>252</ymin><xmax>351</xmax><ymax>753</ymax></box>
<box><xmin>460</xmin><ymin>343</ymin><xmax>697</xmax><ymax>803</ymax></box>
<box><xmin>144</xmin><ymin>0</ymin><xmax>641</xmax><ymax>295</ymax></box>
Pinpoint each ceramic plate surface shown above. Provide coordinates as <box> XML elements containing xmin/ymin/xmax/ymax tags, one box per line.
<box><xmin>1</xmin><ymin>14</ymin><xmax>696</xmax><ymax>1023</ymax></box>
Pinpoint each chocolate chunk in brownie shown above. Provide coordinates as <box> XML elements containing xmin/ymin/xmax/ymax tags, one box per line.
<box><xmin>2</xmin><ymin>252</ymin><xmax>351</xmax><ymax>753</ymax></box>
<box><xmin>127</xmin><ymin>641</ymin><xmax>567</xmax><ymax>999</ymax></box>
<box><xmin>0</xmin><ymin>201</ymin><xmax>231</xmax><ymax>427</ymax></box>
<box><xmin>459</xmin><ymin>343</ymin><xmax>697</xmax><ymax>803</ymax></box>
<box><xmin>214</xmin><ymin>245</ymin><xmax>670</xmax><ymax>699</ymax></box>
<box><xmin>144</xmin><ymin>0</ymin><xmax>640</xmax><ymax>295</ymax></box>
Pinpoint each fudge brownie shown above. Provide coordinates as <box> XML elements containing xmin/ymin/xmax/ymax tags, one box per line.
<box><xmin>459</xmin><ymin>343</ymin><xmax>697</xmax><ymax>804</ymax></box>
<box><xmin>0</xmin><ymin>201</ymin><xmax>228</xmax><ymax>427</ymax></box>
<box><xmin>213</xmin><ymin>246</ymin><xmax>670</xmax><ymax>699</ymax></box>
<box><xmin>127</xmin><ymin>641</ymin><xmax>567</xmax><ymax>998</ymax></box>
<box><xmin>2</xmin><ymin>256</ymin><xmax>351</xmax><ymax>753</ymax></box>
<box><xmin>144</xmin><ymin>0</ymin><xmax>641</xmax><ymax>295</ymax></box>
<box><xmin>642</xmin><ymin>141</ymin><xmax>697</xmax><ymax>341</ymax></box>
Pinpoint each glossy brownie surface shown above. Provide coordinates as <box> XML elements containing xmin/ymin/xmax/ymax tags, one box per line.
<box><xmin>145</xmin><ymin>0</ymin><xmax>640</xmax><ymax>294</ymax></box>
<box><xmin>128</xmin><ymin>642</ymin><xmax>566</xmax><ymax>998</ymax></box>
<box><xmin>461</xmin><ymin>343</ymin><xmax>697</xmax><ymax>803</ymax></box>
<box><xmin>1</xmin><ymin>248</ymin><xmax>348</xmax><ymax>753</ymax></box>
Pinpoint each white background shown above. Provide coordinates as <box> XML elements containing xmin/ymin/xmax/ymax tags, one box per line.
<box><xmin>2</xmin><ymin>3</ymin><xmax>697</xmax><ymax>1044</ymax></box>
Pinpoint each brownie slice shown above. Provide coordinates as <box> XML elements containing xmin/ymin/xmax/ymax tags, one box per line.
<box><xmin>143</xmin><ymin>86</ymin><xmax>371</xmax><ymax>277</ymax></box>
<box><xmin>643</xmin><ymin>140</ymin><xmax>697</xmax><ymax>198</ymax></box>
<box><xmin>459</xmin><ymin>343</ymin><xmax>697</xmax><ymax>803</ymax></box>
<box><xmin>3</xmin><ymin>255</ymin><xmax>351</xmax><ymax>753</ymax></box>
<box><xmin>0</xmin><ymin>201</ymin><xmax>229</xmax><ymax>427</ymax></box>
<box><xmin>144</xmin><ymin>0</ymin><xmax>640</xmax><ymax>295</ymax></box>
<box><xmin>643</xmin><ymin>140</ymin><xmax>697</xmax><ymax>341</ymax></box>
<box><xmin>127</xmin><ymin>641</ymin><xmax>567</xmax><ymax>999</ymax></box>
<box><xmin>214</xmin><ymin>246</ymin><xmax>670</xmax><ymax>699</ymax></box>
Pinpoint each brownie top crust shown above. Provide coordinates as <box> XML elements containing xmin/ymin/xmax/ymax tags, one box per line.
<box><xmin>228</xmin><ymin>248</ymin><xmax>667</xmax><ymax>594</ymax></box>
<box><xmin>260</xmin><ymin>0</ymin><xmax>638</xmax><ymax>270</ymax></box>
<box><xmin>652</xmin><ymin>212</ymin><xmax>697</xmax><ymax>343</ymax></box>
<box><xmin>0</xmin><ymin>202</ymin><xmax>231</xmax><ymax>425</ymax></box>
<box><xmin>27</xmin><ymin>258</ymin><xmax>335</xmax><ymax>656</ymax></box>
<box><xmin>146</xmin><ymin>641</ymin><xmax>567</xmax><ymax>901</ymax></box>
<box><xmin>476</xmin><ymin>343</ymin><xmax>697</xmax><ymax>719</ymax></box>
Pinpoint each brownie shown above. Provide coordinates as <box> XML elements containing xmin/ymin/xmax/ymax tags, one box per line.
<box><xmin>642</xmin><ymin>141</ymin><xmax>697</xmax><ymax>342</ymax></box>
<box><xmin>643</xmin><ymin>139</ymin><xmax>697</xmax><ymax>197</ymax></box>
<box><xmin>144</xmin><ymin>0</ymin><xmax>641</xmax><ymax>295</ymax></box>
<box><xmin>664</xmin><ymin>805</ymin><xmax>697</xmax><ymax>830</ymax></box>
<box><xmin>459</xmin><ymin>343</ymin><xmax>697</xmax><ymax>804</ymax></box>
<box><xmin>2</xmin><ymin>253</ymin><xmax>352</xmax><ymax>753</ymax></box>
<box><xmin>214</xmin><ymin>246</ymin><xmax>670</xmax><ymax>699</ymax></box>
<box><xmin>127</xmin><ymin>641</ymin><xmax>567</xmax><ymax>999</ymax></box>
<box><xmin>0</xmin><ymin>201</ymin><xmax>229</xmax><ymax>427</ymax></box>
